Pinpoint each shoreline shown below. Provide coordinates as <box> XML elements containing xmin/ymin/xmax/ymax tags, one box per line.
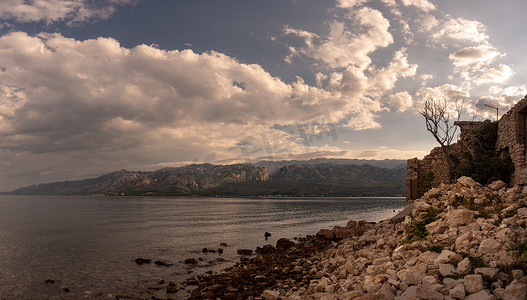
<box><xmin>166</xmin><ymin>176</ymin><xmax>527</xmax><ymax>299</ymax></box>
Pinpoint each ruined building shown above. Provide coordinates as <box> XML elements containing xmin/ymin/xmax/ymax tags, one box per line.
<box><xmin>406</xmin><ymin>94</ymin><xmax>527</xmax><ymax>202</ymax></box>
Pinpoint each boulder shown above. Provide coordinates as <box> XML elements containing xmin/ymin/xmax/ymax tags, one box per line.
<box><xmin>464</xmin><ymin>274</ymin><xmax>484</xmax><ymax>294</ymax></box>
<box><xmin>502</xmin><ymin>281</ymin><xmax>527</xmax><ymax>300</ymax></box>
<box><xmin>449</xmin><ymin>284</ymin><xmax>466</xmax><ymax>299</ymax></box>
<box><xmin>435</xmin><ymin>250</ymin><xmax>457</xmax><ymax>264</ymax></box>
<box><xmin>474</xmin><ymin>267</ymin><xmax>498</xmax><ymax>278</ymax></box>
<box><xmin>457</xmin><ymin>176</ymin><xmax>478</xmax><ymax>188</ymax></box>
<box><xmin>262</xmin><ymin>289</ymin><xmax>280</xmax><ymax>300</ymax></box>
<box><xmin>276</xmin><ymin>238</ymin><xmax>294</xmax><ymax>250</ymax></box>
<box><xmin>426</xmin><ymin>220</ymin><xmax>447</xmax><ymax>235</ymax></box>
<box><xmin>184</xmin><ymin>258</ymin><xmax>198</xmax><ymax>265</ymax></box>
<box><xmin>465</xmin><ymin>290</ymin><xmax>497</xmax><ymax>300</ymax></box>
<box><xmin>447</xmin><ymin>209</ymin><xmax>475</xmax><ymax>227</ymax></box>
<box><xmin>397</xmin><ymin>266</ymin><xmax>423</xmax><ymax>286</ymax></box>
<box><xmin>317</xmin><ymin>229</ymin><xmax>334</xmax><ymax>240</ymax></box>
<box><xmin>332</xmin><ymin>226</ymin><xmax>350</xmax><ymax>239</ymax></box>
<box><xmin>394</xmin><ymin>285</ymin><xmax>417</xmax><ymax>300</ymax></box>
<box><xmin>237</xmin><ymin>249</ymin><xmax>253</xmax><ymax>255</ymax></box>
<box><xmin>478</xmin><ymin>238</ymin><xmax>501</xmax><ymax>255</ymax></box>
<box><xmin>414</xmin><ymin>200</ymin><xmax>431</xmax><ymax>211</ymax></box>
<box><xmin>488</xmin><ymin>180</ymin><xmax>506</xmax><ymax>191</ymax></box>
<box><xmin>439</xmin><ymin>263</ymin><xmax>456</xmax><ymax>277</ymax></box>
<box><xmin>517</xmin><ymin>207</ymin><xmax>527</xmax><ymax>217</ymax></box>
<box><xmin>415</xmin><ymin>284</ymin><xmax>443</xmax><ymax>300</ymax></box>
<box><xmin>134</xmin><ymin>258</ymin><xmax>151</xmax><ymax>265</ymax></box>
<box><xmin>154</xmin><ymin>260</ymin><xmax>173</xmax><ymax>267</ymax></box>
<box><xmin>374</xmin><ymin>282</ymin><xmax>395</xmax><ymax>299</ymax></box>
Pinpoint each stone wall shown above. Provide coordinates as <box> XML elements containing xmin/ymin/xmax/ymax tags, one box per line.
<box><xmin>406</xmin><ymin>122</ymin><xmax>484</xmax><ymax>203</ymax></box>
<box><xmin>407</xmin><ymin>94</ymin><xmax>527</xmax><ymax>203</ymax></box>
<box><xmin>497</xmin><ymin>95</ymin><xmax>527</xmax><ymax>185</ymax></box>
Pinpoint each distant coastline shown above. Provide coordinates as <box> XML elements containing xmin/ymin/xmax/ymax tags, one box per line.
<box><xmin>3</xmin><ymin>158</ymin><xmax>406</xmax><ymax>197</ymax></box>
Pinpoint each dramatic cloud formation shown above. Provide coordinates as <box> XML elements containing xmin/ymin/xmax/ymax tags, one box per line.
<box><xmin>0</xmin><ymin>32</ymin><xmax>356</xmax><ymax>154</ymax></box>
<box><xmin>0</xmin><ymin>0</ymin><xmax>525</xmax><ymax>189</ymax></box>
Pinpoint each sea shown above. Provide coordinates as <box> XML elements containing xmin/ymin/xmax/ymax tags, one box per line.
<box><xmin>0</xmin><ymin>195</ymin><xmax>405</xmax><ymax>299</ymax></box>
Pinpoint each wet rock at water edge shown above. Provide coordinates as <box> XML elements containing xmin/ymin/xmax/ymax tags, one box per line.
<box><xmin>62</xmin><ymin>287</ymin><xmax>70</xmax><ymax>293</ymax></box>
<box><xmin>134</xmin><ymin>258</ymin><xmax>152</xmax><ymax>265</ymax></box>
<box><xmin>220</xmin><ymin>242</ymin><xmax>228</xmax><ymax>247</ymax></box>
<box><xmin>276</xmin><ymin>238</ymin><xmax>294</xmax><ymax>250</ymax></box>
<box><xmin>202</xmin><ymin>247</ymin><xmax>216</xmax><ymax>253</ymax></box>
<box><xmin>184</xmin><ymin>258</ymin><xmax>198</xmax><ymax>265</ymax></box>
<box><xmin>256</xmin><ymin>244</ymin><xmax>276</xmax><ymax>254</ymax></box>
<box><xmin>237</xmin><ymin>249</ymin><xmax>253</xmax><ymax>255</ymax></box>
<box><xmin>154</xmin><ymin>260</ymin><xmax>173</xmax><ymax>267</ymax></box>
<box><xmin>265</xmin><ymin>232</ymin><xmax>272</xmax><ymax>240</ymax></box>
<box><xmin>44</xmin><ymin>279</ymin><xmax>55</xmax><ymax>284</ymax></box>
<box><xmin>218</xmin><ymin>248</ymin><xmax>223</xmax><ymax>254</ymax></box>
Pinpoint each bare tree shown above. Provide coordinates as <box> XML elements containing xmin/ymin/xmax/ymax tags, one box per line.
<box><xmin>419</xmin><ymin>98</ymin><xmax>463</xmax><ymax>183</ymax></box>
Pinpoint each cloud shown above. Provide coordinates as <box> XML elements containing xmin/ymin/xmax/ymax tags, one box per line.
<box><xmin>400</xmin><ymin>0</ymin><xmax>436</xmax><ymax>12</ymax></box>
<box><xmin>449</xmin><ymin>46</ymin><xmax>501</xmax><ymax>66</ymax></box>
<box><xmin>337</xmin><ymin>0</ymin><xmax>368</xmax><ymax>8</ymax></box>
<box><xmin>388</xmin><ymin>91</ymin><xmax>413</xmax><ymax>112</ymax></box>
<box><xmin>417</xmin><ymin>84</ymin><xmax>469</xmax><ymax>106</ymax></box>
<box><xmin>418</xmin><ymin>14</ymin><xmax>439</xmax><ymax>32</ymax></box>
<box><xmin>0</xmin><ymin>0</ymin><xmax>136</xmax><ymax>25</ymax></box>
<box><xmin>468</xmin><ymin>85</ymin><xmax>527</xmax><ymax>119</ymax></box>
<box><xmin>432</xmin><ymin>17</ymin><xmax>488</xmax><ymax>43</ymax></box>
<box><xmin>0</xmin><ymin>32</ymin><xmax>368</xmax><ymax>154</ymax></box>
<box><xmin>284</xmin><ymin>7</ymin><xmax>393</xmax><ymax>69</ymax></box>
<box><xmin>473</xmin><ymin>64</ymin><xmax>514</xmax><ymax>85</ymax></box>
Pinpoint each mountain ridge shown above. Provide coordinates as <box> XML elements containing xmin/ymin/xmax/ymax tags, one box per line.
<box><xmin>3</xmin><ymin>159</ymin><xmax>406</xmax><ymax>197</ymax></box>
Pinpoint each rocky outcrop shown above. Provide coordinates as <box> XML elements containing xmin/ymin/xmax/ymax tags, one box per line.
<box><xmin>194</xmin><ymin>176</ymin><xmax>526</xmax><ymax>299</ymax></box>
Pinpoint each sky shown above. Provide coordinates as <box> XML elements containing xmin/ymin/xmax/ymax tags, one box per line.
<box><xmin>0</xmin><ymin>0</ymin><xmax>526</xmax><ymax>191</ymax></box>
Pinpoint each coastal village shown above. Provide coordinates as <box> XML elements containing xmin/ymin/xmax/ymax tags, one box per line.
<box><xmin>167</xmin><ymin>96</ymin><xmax>527</xmax><ymax>299</ymax></box>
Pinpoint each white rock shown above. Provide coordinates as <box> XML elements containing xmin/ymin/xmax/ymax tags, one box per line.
<box><xmin>488</xmin><ymin>180</ymin><xmax>506</xmax><ymax>191</ymax></box>
<box><xmin>502</xmin><ymin>281</ymin><xmax>527</xmax><ymax>300</ymax></box>
<box><xmin>397</xmin><ymin>266</ymin><xmax>423</xmax><ymax>286</ymax></box>
<box><xmin>439</xmin><ymin>263</ymin><xmax>456</xmax><ymax>277</ymax></box>
<box><xmin>426</xmin><ymin>219</ymin><xmax>447</xmax><ymax>235</ymax></box>
<box><xmin>512</xmin><ymin>269</ymin><xmax>525</xmax><ymax>280</ymax></box>
<box><xmin>517</xmin><ymin>207</ymin><xmax>527</xmax><ymax>217</ymax></box>
<box><xmin>455</xmin><ymin>232</ymin><xmax>473</xmax><ymax>251</ymax></box>
<box><xmin>374</xmin><ymin>282</ymin><xmax>395</xmax><ymax>299</ymax></box>
<box><xmin>414</xmin><ymin>200</ymin><xmax>431</xmax><ymax>211</ymax></box>
<box><xmin>394</xmin><ymin>285</ymin><xmax>417</xmax><ymax>300</ymax></box>
<box><xmin>421</xmin><ymin>274</ymin><xmax>441</xmax><ymax>286</ymax></box>
<box><xmin>435</xmin><ymin>250</ymin><xmax>457</xmax><ymax>264</ymax></box>
<box><xmin>474</xmin><ymin>267</ymin><xmax>498</xmax><ymax>278</ymax></box>
<box><xmin>447</xmin><ymin>209</ymin><xmax>475</xmax><ymax>227</ymax></box>
<box><xmin>262</xmin><ymin>289</ymin><xmax>280</xmax><ymax>300</ymax></box>
<box><xmin>449</xmin><ymin>284</ymin><xmax>466</xmax><ymax>299</ymax></box>
<box><xmin>478</xmin><ymin>238</ymin><xmax>501</xmax><ymax>255</ymax></box>
<box><xmin>465</xmin><ymin>290</ymin><xmax>496</xmax><ymax>300</ymax></box>
<box><xmin>415</xmin><ymin>284</ymin><xmax>443</xmax><ymax>300</ymax></box>
<box><xmin>458</xmin><ymin>176</ymin><xmax>478</xmax><ymax>188</ymax></box>
<box><xmin>464</xmin><ymin>274</ymin><xmax>484</xmax><ymax>294</ymax></box>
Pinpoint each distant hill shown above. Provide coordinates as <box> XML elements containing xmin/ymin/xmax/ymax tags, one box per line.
<box><xmin>4</xmin><ymin>160</ymin><xmax>406</xmax><ymax>197</ymax></box>
<box><xmin>253</xmin><ymin>158</ymin><xmax>406</xmax><ymax>174</ymax></box>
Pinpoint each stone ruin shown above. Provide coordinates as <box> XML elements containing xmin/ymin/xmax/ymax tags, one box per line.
<box><xmin>407</xmin><ymin>94</ymin><xmax>527</xmax><ymax>203</ymax></box>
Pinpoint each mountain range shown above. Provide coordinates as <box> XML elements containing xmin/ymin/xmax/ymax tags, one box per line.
<box><xmin>4</xmin><ymin>159</ymin><xmax>407</xmax><ymax>197</ymax></box>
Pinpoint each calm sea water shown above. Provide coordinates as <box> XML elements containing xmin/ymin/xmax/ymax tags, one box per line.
<box><xmin>0</xmin><ymin>196</ymin><xmax>405</xmax><ymax>299</ymax></box>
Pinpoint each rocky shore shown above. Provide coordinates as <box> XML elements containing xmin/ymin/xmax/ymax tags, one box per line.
<box><xmin>179</xmin><ymin>176</ymin><xmax>527</xmax><ymax>299</ymax></box>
